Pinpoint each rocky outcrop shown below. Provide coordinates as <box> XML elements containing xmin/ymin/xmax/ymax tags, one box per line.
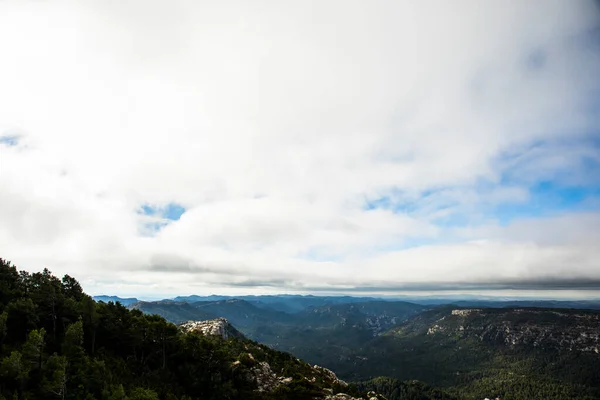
<box><xmin>179</xmin><ymin>318</ymin><xmax>245</xmax><ymax>339</ymax></box>
<box><xmin>451</xmin><ymin>309</ymin><xmax>481</xmax><ymax>316</ymax></box>
<box><xmin>250</xmin><ymin>360</ymin><xmax>293</xmax><ymax>392</ymax></box>
<box><xmin>230</xmin><ymin>351</ymin><xmax>380</xmax><ymax>399</ymax></box>
<box><xmin>313</xmin><ymin>364</ymin><xmax>348</xmax><ymax>387</ymax></box>
<box><xmin>324</xmin><ymin>394</ymin><xmax>362</xmax><ymax>400</ymax></box>
<box><xmin>324</xmin><ymin>392</ymin><xmax>379</xmax><ymax>400</ymax></box>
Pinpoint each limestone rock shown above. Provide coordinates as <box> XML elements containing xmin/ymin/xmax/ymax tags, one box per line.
<box><xmin>179</xmin><ymin>318</ymin><xmax>245</xmax><ymax>339</ymax></box>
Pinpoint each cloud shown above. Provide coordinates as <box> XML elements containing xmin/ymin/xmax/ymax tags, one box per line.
<box><xmin>0</xmin><ymin>0</ymin><xmax>599</xmax><ymax>297</ymax></box>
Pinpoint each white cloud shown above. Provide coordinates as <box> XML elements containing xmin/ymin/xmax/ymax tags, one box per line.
<box><xmin>0</xmin><ymin>0</ymin><xmax>599</xmax><ymax>297</ymax></box>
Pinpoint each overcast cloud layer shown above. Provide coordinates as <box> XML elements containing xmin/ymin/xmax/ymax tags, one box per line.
<box><xmin>1</xmin><ymin>1</ymin><xmax>599</xmax><ymax>298</ymax></box>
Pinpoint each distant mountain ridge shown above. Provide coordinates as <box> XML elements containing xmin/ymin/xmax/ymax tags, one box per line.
<box><xmin>445</xmin><ymin>299</ymin><xmax>600</xmax><ymax>310</ymax></box>
<box><xmin>172</xmin><ymin>294</ymin><xmax>383</xmax><ymax>313</ymax></box>
<box><xmin>92</xmin><ymin>295</ymin><xmax>139</xmax><ymax>306</ymax></box>
<box><xmin>129</xmin><ymin>300</ymin><xmax>217</xmax><ymax>323</ymax></box>
<box><xmin>97</xmin><ymin>293</ymin><xmax>600</xmax><ymax>312</ymax></box>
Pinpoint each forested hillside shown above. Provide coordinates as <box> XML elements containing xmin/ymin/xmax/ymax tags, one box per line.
<box><xmin>0</xmin><ymin>258</ymin><xmax>385</xmax><ymax>400</ymax></box>
<box><xmin>336</xmin><ymin>307</ymin><xmax>600</xmax><ymax>400</ymax></box>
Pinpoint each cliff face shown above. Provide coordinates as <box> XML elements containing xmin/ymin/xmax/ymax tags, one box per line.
<box><xmin>328</xmin><ymin>307</ymin><xmax>600</xmax><ymax>400</ymax></box>
<box><xmin>422</xmin><ymin>308</ymin><xmax>600</xmax><ymax>353</ymax></box>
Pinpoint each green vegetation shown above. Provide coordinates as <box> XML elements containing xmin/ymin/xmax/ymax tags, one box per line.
<box><xmin>139</xmin><ymin>300</ymin><xmax>600</xmax><ymax>400</ymax></box>
<box><xmin>357</xmin><ymin>377</ymin><xmax>457</xmax><ymax>400</ymax></box>
<box><xmin>0</xmin><ymin>258</ymin><xmax>374</xmax><ymax>400</ymax></box>
<box><xmin>334</xmin><ymin>308</ymin><xmax>600</xmax><ymax>400</ymax></box>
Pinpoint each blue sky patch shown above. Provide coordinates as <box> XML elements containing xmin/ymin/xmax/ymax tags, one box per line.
<box><xmin>163</xmin><ymin>203</ymin><xmax>186</xmax><ymax>221</ymax></box>
<box><xmin>494</xmin><ymin>182</ymin><xmax>600</xmax><ymax>225</ymax></box>
<box><xmin>139</xmin><ymin>202</ymin><xmax>186</xmax><ymax>221</ymax></box>
<box><xmin>137</xmin><ymin>202</ymin><xmax>186</xmax><ymax>236</ymax></box>
<box><xmin>0</xmin><ymin>135</ymin><xmax>20</xmax><ymax>146</ymax></box>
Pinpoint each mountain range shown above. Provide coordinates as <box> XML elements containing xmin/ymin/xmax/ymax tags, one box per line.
<box><xmin>93</xmin><ymin>293</ymin><xmax>600</xmax><ymax>399</ymax></box>
<box><xmin>94</xmin><ymin>294</ymin><xmax>600</xmax><ymax>311</ymax></box>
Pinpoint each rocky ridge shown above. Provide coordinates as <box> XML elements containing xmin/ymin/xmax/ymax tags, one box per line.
<box><xmin>425</xmin><ymin>308</ymin><xmax>600</xmax><ymax>353</ymax></box>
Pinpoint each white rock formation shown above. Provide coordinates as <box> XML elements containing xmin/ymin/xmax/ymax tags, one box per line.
<box><xmin>179</xmin><ymin>318</ymin><xmax>243</xmax><ymax>339</ymax></box>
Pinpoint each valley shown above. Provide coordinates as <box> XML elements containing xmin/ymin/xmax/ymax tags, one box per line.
<box><xmin>117</xmin><ymin>295</ymin><xmax>600</xmax><ymax>400</ymax></box>
<box><xmin>128</xmin><ymin>298</ymin><xmax>426</xmax><ymax>368</ymax></box>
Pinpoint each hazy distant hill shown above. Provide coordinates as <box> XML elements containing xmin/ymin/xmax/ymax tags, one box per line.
<box><xmin>92</xmin><ymin>295</ymin><xmax>139</xmax><ymax>306</ymax></box>
<box><xmin>446</xmin><ymin>299</ymin><xmax>600</xmax><ymax>310</ymax></box>
<box><xmin>129</xmin><ymin>300</ymin><xmax>217</xmax><ymax>323</ymax></box>
<box><xmin>130</xmin><ymin>298</ymin><xmax>291</xmax><ymax>327</ymax></box>
<box><xmin>103</xmin><ymin>292</ymin><xmax>600</xmax><ymax>312</ymax></box>
<box><xmin>172</xmin><ymin>294</ymin><xmax>381</xmax><ymax>313</ymax></box>
<box><xmin>195</xmin><ymin>299</ymin><xmax>294</xmax><ymax>326</ymax></box>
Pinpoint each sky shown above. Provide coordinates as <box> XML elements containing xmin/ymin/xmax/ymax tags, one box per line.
<box><xmin>0</xmin><ymin>0</ymin><xmax>599</xmax><ymax>299</ymax></box>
